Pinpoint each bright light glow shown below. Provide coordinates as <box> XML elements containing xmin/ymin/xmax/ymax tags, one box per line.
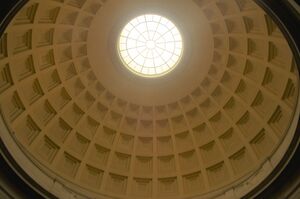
<box><xmin>118</xmin><ymin>14</ymin><xmax>183</xmax><ymax>77</ymax></box>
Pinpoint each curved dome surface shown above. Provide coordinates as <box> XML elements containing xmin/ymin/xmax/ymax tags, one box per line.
<box><xmin>0</xmin><ymin>0</ymin><xmax>299</xmax><ymax>199</ymax></box>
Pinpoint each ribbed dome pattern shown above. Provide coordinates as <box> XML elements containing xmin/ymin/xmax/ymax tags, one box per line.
<box><xmin>0</xmin><ymin>0</ymin><xmax>298</xmax><ymax>198</ymax></box>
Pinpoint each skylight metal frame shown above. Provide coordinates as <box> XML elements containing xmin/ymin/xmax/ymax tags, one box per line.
<box><xmin>118</xmin><ymin>14</ymin><xmax>183</xmax><ymax>78</ymax></box>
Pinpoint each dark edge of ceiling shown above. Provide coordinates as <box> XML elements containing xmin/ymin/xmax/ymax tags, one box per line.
<box><xmin>0</xmin><ymin>0</ymin><xmax>57</xmax><ymax>198</ymax></box>
<box><xmin>254</xmin><ymin>0</ymin><xmax>300</xmax><ymax>66</ymax></box>
<box><xmin>0</xmin><ymin>139</ymin><xmax>57</xmax><ymax>199</ymax></box>
<box><xmin>0</xmin><ymin>0</ymin><xmax>27</xmax><ymax>36</ymax></box>
<box><xmin>0</xmin><ymin>0</ymin><xmax>298</xmax><ymax>199</ymax></box>
<box><xmin>245</xmin><ymin>0</ymin><xmax>300</xmax><ymax>198</ymax></box>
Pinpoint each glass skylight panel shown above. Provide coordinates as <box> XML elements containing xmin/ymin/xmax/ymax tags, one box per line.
<box><xmin>118</xmin><ymin>14</ymin><xmax>183</xmax><ymax>78</ymax></box>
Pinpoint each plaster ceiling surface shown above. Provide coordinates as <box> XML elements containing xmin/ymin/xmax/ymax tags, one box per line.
<box><xmin>88</xmin><ymin>0</ymin><xmax>214</xmax><ymax>105</ymax></box>
<box><xmin>0</xmin><ymin>0</ymin><xmax>299</xmax><ymax>198</ymax></box>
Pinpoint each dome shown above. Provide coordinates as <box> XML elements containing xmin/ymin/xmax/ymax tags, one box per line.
<box><xmin>0</xmin><ymin>0</ymin><xmax>299</xmax><ymax>198</ymax></box>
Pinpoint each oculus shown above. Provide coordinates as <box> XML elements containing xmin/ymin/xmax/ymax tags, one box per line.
<box><xmin>118</xmin><ymin>14</ymin><xmax>183</xmax><ymax>77</ymax></box>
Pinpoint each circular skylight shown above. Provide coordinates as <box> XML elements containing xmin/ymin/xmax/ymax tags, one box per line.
<box><xmin>118</xmin><ymin>14</ymin><xmax>183</xmax><ymax>77</ymax></box>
